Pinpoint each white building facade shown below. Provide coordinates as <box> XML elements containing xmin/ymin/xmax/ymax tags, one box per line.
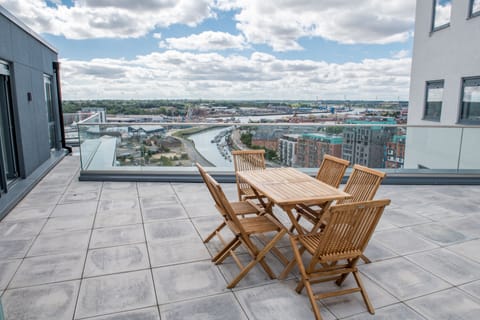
<box><xmin>405</xmin><ymin>0</ymin><xmax>480</xmax><ymax>169</ymax></box>
<box><xmin>278</xmin><ymin>134</ymin><xmax>300</xmax><ymax>167</ymax></box>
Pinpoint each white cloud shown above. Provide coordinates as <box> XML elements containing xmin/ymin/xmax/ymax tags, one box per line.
<box><xmin>215</xmin><ymin>0</ymin><xmax>416</xmax><ymax>51</ymax></box>
<box><xmin>159</xmin><ymin>31</ymin><xmax>248</xmax><ymax>51</ymax></box>
<box><xmin>0</xmin><ymin>0</ymin><xmax>416</xmax><ymax>51</ymax></box>
<box><xmin>392</xmin><ymin>49</ymin><xmax>410</xmax><ymax>59</ymax></box>
<box><xmin>0</xmin><ymin>0</ymin><xmax>415</xmax><ymax>100</ymax></box>
<box><xmin>2</xmin><ymin>0</ymin><xmax>416</xmax><ymax>49</ymax></box>
<box><xmin>60</xmin><ymin>50</ymin><xmax>411</xmax><ymax>100</ymax></box>
<box><xmin>0</xmin><ymin>0</ymin><xmax>215</xmax><ymax>39</ymax></box>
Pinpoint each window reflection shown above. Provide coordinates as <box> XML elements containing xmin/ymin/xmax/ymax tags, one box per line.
<box><xmin>433</xmin><ymin>0</ymin><xmax>452</xmax><ymax>30</ymax></box>
<box><xmin>471</xmin><ymin>0</ymin><xmax>480</xmax><ymax>16</ymax></box>
<box><xmin>460</xmin><ymin>78</ymin><xmax>480</xmax><ymax>122</ymax></box>
<box><xmin>424</xmin><ymin>81</ymin><xmax>444</xmax><ymax>121</ymax></box>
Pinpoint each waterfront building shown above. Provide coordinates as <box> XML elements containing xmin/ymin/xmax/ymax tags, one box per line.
<box><xmin>405</xmin><ymin>0</ymin><xmax>480</xmax><ymax>169</ymax></box>
<box><xmin>385</xmin><ymin>128</ymin><xmax>407</xmax><ymax>169</ymax></box>
<box><xmin>342</xmin><ymin>118</ymin><xmax>396</xmax><ymax>168</ymax></box>
<box><xmin>296</xmin><ymin>133</ymin><xmax>342</xmax><ymax>168</ymax></box>
<box><xmin>251</xmin><ymin>125</ymin><xmax>319</xmax><ymax>152</ymax></box>
<box><xmin>278</xmin><ymin>134</ymin><xmax>300</xmax><ymax>167</ymax></box>
<box><xmin>251</xmin><ymin>127</ymin><xmax>283</xmax><ymax>151</ymax></box>
<box><xmin>0</xmin><ymin>6</ymin><xmax>66</xmax><ymax>218</ymax></box>
<box><xmin>128</xmin><ymin>125</ymin><xmax>165</xmax><ymax>136</ymax></box>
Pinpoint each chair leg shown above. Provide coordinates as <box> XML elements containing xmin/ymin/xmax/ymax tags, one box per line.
<box><xmin>256</xmin><ymin>234</ymin><xmax>289</xmax><ymax>266</ymax></box>
<box><xmin>360</xmin><ymin>254</ymin><xmax>372</xmax><ymax>264</ymax></box>
<box><xmin>290</xmin><ymin>237</ymin><xmax>307</xmax><ymax>294</ymax></box>
<box><xmin>279</xmin><ymin>246</ymin><xmax>305</xmax><ymax>280</ymax></box>
<box><xmin>258</xmin><ymin>256</ymin><xmax>276</xmax><ymax>279</ymax></box>
<box><xmin>334</xmin><ymin>258</ymin><xmax>356</xmax><ymax>286</ymax></box>
<box><xmin>203</xmin><ymin>221</ymin><xmax>226</xmax><ymax>243</ymax></box>
<box><xmin>290</xmin><ymin>237</ymin><xmax>323</xmax><ymax>320</ymax></box>
<box><xmin>289</xmin><ymin>213</ymin><xmax>302</xmax><ymax>233</ymax></box>
<box><xmin>305</xmin><ymin>278</ymin><xmax>323</xmax><ymax>320</ymax></box>
<box><xmin>227</xmin><ymin>229</ymin><xmax>286</xmax><ymax>289</ymax></box>
<box><xmin>352</xmin><ymin>270</ymin><xmax>375</xmax><ymax>314</ymax></box>
<box><xmin>213</xmin><ymin>237</ymin><xmax>240</xmax><ymax>264</ymax></box>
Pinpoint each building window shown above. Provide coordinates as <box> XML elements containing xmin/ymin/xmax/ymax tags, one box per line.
<box><xmin>424</xmin><ymin>81</ymin><xmax>444</xmax><ymax>122</ymax></box>
<box><xmin>43</xmin><ymin>75</ymin><xmax>57</xmax><ymax>150</ymax></box>
<box><xmin>0</xmin><ymin>61</ymin><xmax>19</xmax><ymax>191</ymax></box>
<box><xmin>470</xmin><ymin>0</ymin><xmax>480</xmax><ymax>17</ymax></box>
<box><xmin>460</xmin><ymin>77</ymin><xmax>480</xmax><ymax>123</ymax></box>
<box><xmin>432</xmin><ymin>0</ymin><xmax>452</xmax><ymax>31</ymax></box>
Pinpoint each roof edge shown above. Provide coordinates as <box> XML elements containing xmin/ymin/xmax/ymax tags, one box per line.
<box><xmin>0</xmin><ymin>5</ymin><xmax>58</xmax><ymax>54</ymax></box>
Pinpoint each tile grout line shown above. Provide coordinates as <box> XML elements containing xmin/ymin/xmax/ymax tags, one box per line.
<box><xmin>71</xmin><ymin>179</ymin><xmax>104</xmax><ymax>320</ymax></box>
<box><xmin>173</xmin><ymin>182</ymin><xmax>268</xmax><ymax>319</ymax></box>
<box><xmin>137</xmin><ymin>182</ymin><xmax>162</xmax><ymax>319</ymax></box>
<box><xmin>171</xmin><ymin>182</ymin><xmax>238</xmax><ymax>289</ymax></box>
<box><xmin>2</xmin><ymin>167</ymin><xmax>81</xmax><ymax>294</ymax></box>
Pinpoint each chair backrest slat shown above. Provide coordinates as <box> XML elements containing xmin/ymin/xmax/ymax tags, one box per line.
<box><xmin>313</xmin><ymin>199</ymin><xmax>390</xmax><ymax>259</ymax></box>
<box><xmin>232</xmin><ymin>150</ymin><xmax>266</xmax><ymax>172</ymax></box>
<box><xmin>232</xmin><ymin>150</ymin><xmax>266</xmax><ymax>198</ymax></box>
<box><xmin>338</xmin><ymin>165</ymin><xmax>386</xmax><ymax>204</ymax></box>
<box><xmin>203</xmin><ymin>169</ymin><xmax>248</xmax><ymax>236</ymax></box>
<box><xmin>196</xmin><ymin>163</ymin><xmax>226</xmax><ymax>217</ymax></box>
<box><xmin>316</xmin><ymin>155</ymin><xmax>350</xmax><ymax>188</ymax></box>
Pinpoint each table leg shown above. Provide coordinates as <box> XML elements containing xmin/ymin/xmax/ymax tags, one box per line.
<box><xmin>251</xmin><ymin>186</ymin><xmax>274</xmax><ymax>215</ymax></box>
<box><xmin>310</xmin><ymin>200</ymin><xmax>334</xmax><ymax>233</ymax></box>
<box><xmin>283</xmin><ymin>205</ymin><xmax>305</xmax><ymax>236</ymax></box>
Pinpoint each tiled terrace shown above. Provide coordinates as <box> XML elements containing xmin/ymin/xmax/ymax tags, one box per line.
<box><xmin>1</xmin><ymin>155</ymin><xmax>480</xmax><ymax>320</ymax></box>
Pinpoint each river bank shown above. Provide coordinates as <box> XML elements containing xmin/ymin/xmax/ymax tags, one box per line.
<box><xmin>188</xmin><ymin>127</ymin><xmax>234</xmax><ymax>168</ymax></box>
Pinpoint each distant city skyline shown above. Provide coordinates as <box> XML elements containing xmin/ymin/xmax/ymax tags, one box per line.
<box><xmin>0</xmin><ymin>0</ymin><xmax>416</xmax><ymax>100</ymax></box>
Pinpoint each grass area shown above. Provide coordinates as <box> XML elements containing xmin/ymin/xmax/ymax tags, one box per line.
<box><xmin>172</xmin><ymin>125</ymin><xmax>228</xmax><ymax>138</ymax></box>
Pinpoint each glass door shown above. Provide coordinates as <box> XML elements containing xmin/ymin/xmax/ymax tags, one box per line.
<box><xmin>44</xmin><ymin>75</ymin><xmax>56</xmax><ymax>150</ymax></box>
<box><xmin>0</xmin><ymin>62</ymin><xmax>19</xmax><ymax>192</ymax></box>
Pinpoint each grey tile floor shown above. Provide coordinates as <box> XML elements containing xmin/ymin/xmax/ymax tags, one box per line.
<box><xmin>1</xmin><ymin>155</ymin><xmax>480</xmax><ymax>319</ymax></box>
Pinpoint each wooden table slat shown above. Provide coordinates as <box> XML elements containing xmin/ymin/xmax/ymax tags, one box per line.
<box><xmin>238</xmin><ymin>168</ymin><xmax>350</xmax><ymax>206</ymax></box>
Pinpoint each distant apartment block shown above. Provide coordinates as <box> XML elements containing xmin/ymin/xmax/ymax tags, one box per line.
<box><xmin>252</xmin><ymin>127</ymin><xmax>284</xmax><ymax>150</ymax></box>
<box><xmin>278</xmin><ymin>134</ymin><xmax>300</xmax><ymax>167</ymax></box>
<box><xmin>385</xmin><ymin>129</ymin><xmax>406</xmax><ymax>169</ymax></box>
<box><xmin>252</xmin><ymin>125</ymin><xmax>316</xmax><ymax>151</ymax></box>
<box><xmin>342</xmin><ymin>119</ymin><xmax>396</xmax><ymax>168</ymax></box>
<box><xmin>267</xmin><ymin>104</ymin><xmax>292</xmax><ymax>113</ymax></box>
<box><xmin>0</xmin><ymin>6</ymin><xmax>66</xmax><ymax>217</ymax></box>
<box><xmin>405</xmin><ymin>0</ymin><xmax>480</xmax><ymax>169</ymax></box>
<box><xmin>296</xmin><ymin>133</ymin><xmax>342</xmax><ymax>168</ymax></box>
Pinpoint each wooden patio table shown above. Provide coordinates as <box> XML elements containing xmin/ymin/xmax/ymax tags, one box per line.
<box><xmin>237</xmin><ymin>167</ymin><xmax>351</xmax><ymax>235</ymax></box>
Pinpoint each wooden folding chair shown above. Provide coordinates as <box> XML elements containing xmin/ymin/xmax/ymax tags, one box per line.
<box><xmin>293</xmin><ymin>155</ymin><xmax>350</xmax><ymax>230</ymax></box>
<box><xmin>315</xmin><ymin>155</ymin><xmax>350</xmax><ymax>188</ymax></box>
<box><xmin>205</xmin><ymin>171</ymin><xmax>288</xmax><ymax>289</ymax></box>
<box><xmin>283</xmin><ymin>199</ymin><xmax>391</xmax><ymax>320</ymax></box>
<box><xmin>196</xmin><ymin>163</ymin><xmax>264</xmax><ymax>246</ymax></box>
<box><xmin>232</xmin><ymin>150</ymin><xmax>267</xmax><ymax>202</ymax></box>
<box><xmin>320</xmin><ymin>164</ymin><xmax>386</xmax><ymax>263</ymax></box>
<box><xmin>336</xmin><ymin>164</ymin><xmax>386</xmax><ymax>205</ymax></box>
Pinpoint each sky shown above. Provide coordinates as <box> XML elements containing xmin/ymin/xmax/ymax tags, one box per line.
<box><xmin>0</xmin><ymin>0</ymin><xmax>417</xmax><ymax>101</ymax></box>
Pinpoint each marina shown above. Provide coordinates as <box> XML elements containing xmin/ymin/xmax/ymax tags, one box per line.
<box><xmin>188</xmin><ymin>127</ymin><xmax>234</xmax><ymax>168</ymax></box>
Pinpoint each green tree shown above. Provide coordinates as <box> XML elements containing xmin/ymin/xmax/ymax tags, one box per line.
<box><xmin>240</xmin><ymin>132</ymin><xmax>252</xmax><ymax>147</ymax></box>
<box><xmin>324</xmin><ymin>126</ymin><xmax>344</xmax><ymax>135</ymax></box>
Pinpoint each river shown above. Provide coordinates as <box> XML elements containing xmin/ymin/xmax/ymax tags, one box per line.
<box><xmin>188</xmin><ymin>109</ymin><xmax>365</xmax><ymax>167</ymax></box>
<box><xmin>188</xmin><ymin>127</ymin><xmax>234</xmax><ymax>168</ymax></box>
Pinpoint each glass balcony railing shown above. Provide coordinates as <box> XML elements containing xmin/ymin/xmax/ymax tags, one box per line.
<box><xmin>63</xmin><ymin>112</ymin><xmax>105</xmax><ymax>147</ymax></box>
<box><xmin>76</xmin><ymin>122</ymin><xmax>480</xmax><ymax>178</ymax></box>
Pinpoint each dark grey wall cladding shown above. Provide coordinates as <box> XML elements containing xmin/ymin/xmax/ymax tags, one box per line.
<box><xmin>0</xmin><ymin>11</ymin><xmax>59</xmax><ymax>177</ymax></box>
<box><xmin>0</xmin><ymin>15</ymin><xmax>12</xmax><ymax>59</ymax></box>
